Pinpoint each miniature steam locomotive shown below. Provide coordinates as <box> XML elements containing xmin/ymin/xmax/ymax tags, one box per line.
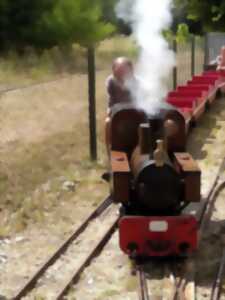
<box><xmin>107</xmin><ymin>70</ymin><xmax>225</xmax><ymax>257</ymax></box>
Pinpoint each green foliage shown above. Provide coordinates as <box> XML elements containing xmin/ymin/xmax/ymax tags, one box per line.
<box><xmin>100</xmin><ymin>0</ymin><xmax>118</xmax><ymax>25</ymax></box>
<box><xmin>163</xmin><ymin>24</ymin><xmax>190</xmax><ymax>45</ymax></box>
<box><xmin>0</xmin><ymin>0</ymin><xmax>115</xmax><ymax>53</ymax></box>
<box><xmin>172</xmin><ymin>0</ymin><xmax>202</xmax><ymax>34</ymax></box>
<box><xmin>175</xmin><ymin>0</ymin><xmax>225</xmax><ymax>32</ymax></box>
<box><xmin>99</xmin><ymin>0</ymin><xmax>132</xmax><ymax>35</ymax></box>
<box><xmin>176</xmin><ymin>23</ymin><xmax>190</xmax><ymax>43</ymax></box>
<box><xmin>0</xmin><ymin>0</ymin><xmax>55</xmax><ymax>52</ymax></box>
<box><xmin>43</xmin><ymin>0</ymin><xmax>115</xmax><ymax>48</ymax></box>
<box><xmin>163</xmin><ymin>29</ymin><xmax>174</xmax><ymax>44</ymax></box>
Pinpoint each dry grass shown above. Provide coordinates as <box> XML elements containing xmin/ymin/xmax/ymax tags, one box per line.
<box><xmin>0</xmin><ymin>36</ymin><xmax>205</xmax><ymax>236</ymax></box>
<box><xmin>0</xmin><ymin>39</ymin><xmax>134</xmax><ymax>235</ymax></box>
<box><xmin>96</xmin><ymin>36</ymin><xmax>138</xmax><ymax>70</ymax></box>
<box><xmin>0</xmin><ymin>70</ymin><xmax>109</xmax><ymax>236</ymax></box>
<box><xmin>0</xmin><ymin>45</ymin><xmax>87</xmax><ymax>88</ymax></box>
<box><xmin>0</xmin><ymin>36</ymin><xmax>135</xmax><ymax>89</ymax></box>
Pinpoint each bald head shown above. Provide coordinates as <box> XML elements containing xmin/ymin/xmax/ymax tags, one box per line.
<box><xmin>112</xmin><ymin>57</ymin><xmax>133</xmax><ymax>81</ymax></box>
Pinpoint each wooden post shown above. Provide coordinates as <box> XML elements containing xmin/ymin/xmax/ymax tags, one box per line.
<box><xmin>191</xmin><ymin>35</ymin><xmax>195</xmax><ymax>77</ymax></box>
<box><xmin>87</xmin><ymin>46</ymin><xmax>97</xmax><ymax>161</ymax></box>
<box><xmin>173</xmin><ymin>39</ymin><xmax>177</xmax><ymax>90</ymax></box>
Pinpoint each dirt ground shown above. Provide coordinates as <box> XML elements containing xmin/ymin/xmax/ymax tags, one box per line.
<box><xmin>189</xmin><ymin>98</ymin><xmax>225</xmax><ymax>300</ymax></box>
<box><xmin>0</xmin><ymin>44</ymin><xmax>224</xmax><ymax>298</ymax></box>
<box><xmin>69</xmin><ymin>97</ymin><xmax>225</xmax><ymax>300</ymax></box>
<box><xmin>0</xmin><ymin>36</ymin><xmax>136</xmax><ymax>298</ymax></box>
<box><xmin>0</xmin><ymin>70</ymin><xmax>110</xmax><ymax>298</ymax></box>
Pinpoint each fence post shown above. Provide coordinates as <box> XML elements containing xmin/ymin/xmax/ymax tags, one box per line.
<box><xmin>191</xmin><ymin>35</ymin><xmax>195</xmax><ymax>77</ymax></box>
<box><xmin>173</xmin><ymin>39</ymin><xmax>177</xmax><ymax>90</ymax></box>
<box><xmin>204</xmin><ymin>33</ymin><xmax>209</xmax><ymax>70</ymax></box>
<box><xmin>87</xmin><ymin>46</ymin><xmax>97</xmax><ymax>161</ymax></box>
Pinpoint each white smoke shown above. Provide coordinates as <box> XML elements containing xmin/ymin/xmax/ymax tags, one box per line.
<box><xmin>116</xmin><ymin>0</ymin><xmax>175</xmax><ymax>115</ymax></box>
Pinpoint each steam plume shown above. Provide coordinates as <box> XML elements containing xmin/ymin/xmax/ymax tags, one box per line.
<box><xmin>116</xmin><ymin>0</ymin><xmax>175</xmax><ymax>114</ymax></box>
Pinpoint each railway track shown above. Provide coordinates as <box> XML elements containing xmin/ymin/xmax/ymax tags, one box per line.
<box><xmin>136</xmin><ymin>158</ymin><xmax>225</xmax><ymax>300</ymax></box>
<box><xmin>210</xmin><ymin>240</ymin><xmax>225</xmax><ymax>300</ymax></box>
<box><xmin>137</xmin><ymin>260</ymin><xmax>195</xmax><ymax>300</ymax></box>
<box><xmin>138</xmin><ymin>266</ymin><xmax>150</xmax><ymax>300</ymax></box>
<box><xmin>13</xmin><ymin>196</ymin><xmax>119</xmax><ymax>299</ymax></box>
<box><xmin>54</xmin><ymin>215</ymin><xmax>119</xmax><ymax>299</ymax></box>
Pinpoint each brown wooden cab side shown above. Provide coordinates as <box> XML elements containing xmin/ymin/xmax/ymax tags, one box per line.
<box><xmin>110</xmin><ymin>151</ymin><xmax>130</xmax><ymax>203</ymax></box>
<box><xmin>174</xmin><ymin>152</ymin><xmax>201</xmax><ymax>202</ymax></box>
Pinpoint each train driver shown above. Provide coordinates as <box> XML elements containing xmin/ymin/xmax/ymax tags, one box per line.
<box><xmin>105</xmin><ymin>57</ymin><xmax>137</xmax><ymax>153</ymax></box>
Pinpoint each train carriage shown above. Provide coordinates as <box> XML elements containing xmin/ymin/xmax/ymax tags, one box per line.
<box><xmin>107</xmin><ymin>67</ymin><xmax>225</xmax><ymax>258</ymax></box>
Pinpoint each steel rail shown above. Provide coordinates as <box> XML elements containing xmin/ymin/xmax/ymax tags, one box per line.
<box><xmin>13</xmin><ymin>195</ymin><xmax>113</xmax><ymax>299</ymax></box>
<box><xmin>138</xmin><ymin>266</ymin><xmax>150</xmax><ymax>300</ymax></box>
<box><xmin>199</xmin><ymin>180</ymin><xmax>225</xmax><ymax>233</ymax></box>
<box><xmin>173</xmin><ymin>159</ymin><xmax>225</xmax><ymax>300</ymax></box>
<box><xmin>172</xmin><ymin>260</ymin><xmax>195</xmax><ymax>300</ymax></box>
<box><xmin>198</xmin><ymin>157</ymin><xmax>225</xmax><ymax>230</ymax></box>
<box><xmin>210</xmin><ymin>246</ymin><xmax>225</xmax><ymax>300</ymax></box>
<box><xmin>134</xmin><ymin>162</ymin><xmax>225</xmax><ymax>300</ymax></box>
<box><xmin>55</xmin><ymin>217</ymin><xmax>119</xmax><ymax>299</ymax></box>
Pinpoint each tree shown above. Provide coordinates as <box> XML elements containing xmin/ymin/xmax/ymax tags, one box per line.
<box><xmin>174</xmin><ymin>0</ymin><xmax>225</xmax><ymax>32</ymax></box>
<box><xmin>43</xmin><ymin>0</ymin><xmax>115</xmax><ymax>48</ymax></box>
<box><xmin>0</xmin><ymin>0</ymin><xmax>115</xmax><ymax>53</ymax></box>
<box><xmin>100</xmin><ymin>0</ymin><xmax>131</xmax><ymax>35</ymax></box>
<box><xmin>0</xmin><ymin>0</ymin><xmax>55</xmax><ymax>53</ymax></box>
<box><xmin>172</xmin><ymin>0</ymin><xmax>203</xmax><ymax>34</ymax></box>
<box><xmin>100</xmin><ymin>0</ymin><xmax>118</xmax><ymax>25</ymax></box>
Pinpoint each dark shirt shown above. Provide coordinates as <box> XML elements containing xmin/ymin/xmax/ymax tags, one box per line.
<box><xmin>106</xmin><ymin>75</ymin><xmax>136</xmax><ymax>108</ymax></box>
